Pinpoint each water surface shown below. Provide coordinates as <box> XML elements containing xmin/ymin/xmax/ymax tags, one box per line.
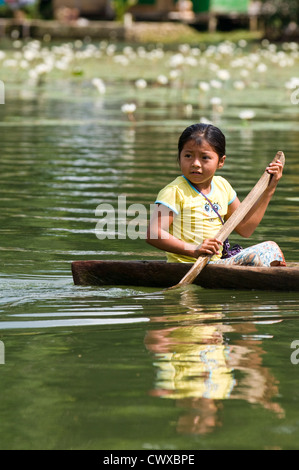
<box><xmin>1</xmin><ymin>39</ymin><xmax>299</xmax><ymax>450</ymax></box>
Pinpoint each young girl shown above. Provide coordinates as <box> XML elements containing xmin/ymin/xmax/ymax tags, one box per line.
<box><xmin>146</xmin><ymin>123</ymin><xmax>286</xmax><ymax>267</ymax></box>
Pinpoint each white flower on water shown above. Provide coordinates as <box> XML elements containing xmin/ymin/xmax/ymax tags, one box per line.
<box><xmin>169</xmin><ymin>53</ymin><xmax>185</xmax><ymax>68</ymax></box>
<box><xmin>23</xmin><ymin>49</ymin><xmax>39</xmax><ymax>62</ymax></box>
<box><xmin>233</xmin><ymin>80</ymin><xmax>246</xmax><ymax>90</ymax></box>
<box><xmin>157</xmin><ymin>75</ymin><xmax>168</xmax><ymax>85</ymax></box>
<box><xmin>239</xmin><ymin>110</ymin><xmax>256</xmax><ymax>120</ymax></box>
<box><xmin>200</xmin><ymin>117</ymin><xmax>212</xmax><ymax>124</ymax></box>
<box><xmin>137</xmin><ymin>46</ymin><xmax>146</xmax><ymax>58</ymax></box>
<box><xmin>210</xmin><ymin>79</ymin><xmax>223</xmax><ymax>89</ymax></box>
<box><xmin>285</xmin><ymin>77</ymin><xmax>299</xmax><ymax>90</ymax></box>
<box><xmin>210</xmin><ymin>97</ymin><xmax>223</xmax><ymax>112</ymax></box>
<box><xmin>178</xmin><ymin>44</ymin><xmax>190</xmax><ymax>54</ymax></box>
<box><xmin>240</xmin><ymin>71</ymin><xmax>250</xmax><ymax>80</ymax></box>
<box><xmin>55</xmin><ymin>60</ymin><xmax>68</xmax><ymax>71</ymax></box>
<box><xmin>169</xmin><ymin>69</ymin><xmax>181</xmax><ymax>81</ymax></box>
<box><xmin>191</xmin><ymin>47</ymin><xmax>200</xmax><ymax>56</ymax></box>
<box><xmin>217</xmin><ymin>69</ymin><xmax>231</xmax><ymax>81</ymax></box>
<box><xmin>37</xmin><ymin>63</ymin><xmax>52</xmax><ymax>74</ymax></box>
<box><xmin>238</xmin><ymin>39</ymin><xmax>248</xmax><ymax>48</ymax></box>
<box><xmin>185</xmin><ymin>56</ymin><xmax>198</xmax><ymax>67</ymax></box>
<box><xmin>199</xmin><ymin>81</ymin><xmax>210</xmax><ymax>92</ymax></box>
<box><xmin>184</xmin><ymin>104</ymin><xmax>193</xmax><ymax>117</ymax></box>
<box><xmin>230</xmin><ymin>58</ymin><xmax>245</xmax><ymax>68</ymax></box>
<box><xmin>257</xmin><ymin>63</ymin><xmax>267</xmax><ymax>73</ymax></box>
<box><xmin>92</xmin><ymin>78</ymin><xmax>106</xmax><ymax>94</ymax></box>
<box><xmin>209</xmin><ymin>62</ymin><xmax>219</xmax><ymax>72</ymax></box>
<box><xmin>20</xmin><ymin>60</ymin><xmax>29</xmax><ymax>69</ymax></box>
<box><xmin>123</xmin><ymin>46</ymin><xmax>134</xmax><ymax>57</ymax></box>
<box><xmin>3</xmin><ymin>59</ymin><xmax>18</xmax><ymax>67</ymax></box>
<box><xmin>13</xmin><ymin>40</ymin><xmax>22</xmax><ymax>49</ymax></box>
<box><xmin>106</xmin><ymin>44</ymin><xmax>116</xmax><ymax>56</ymax></box>
<box><xmin>210</xmin><ymin>97</ymin><xmax>222</xmax><ymax>106</ymax></box>
<box><xmin>28</xmin><ymin>62</ymin><xmax>51</xmax><ymax>85</ymax></box>
<box><xmin>121</xmin><ymin>103</ymin><xmax>136</xmax><ymax>114</ymax></box>
<box><xmin>148</xmin><ymin>48</ymin><xmax>164</xmax><ymax>60</ymax></box>
<box><xmin>217</xmin><ymin>41</ymin><xmax>235</xmax><ymax>56</ymax></box>
<box><xmin>114</xmin><ymin>55</ymin><xmax>129</xmax><ymax>66</ymax></box>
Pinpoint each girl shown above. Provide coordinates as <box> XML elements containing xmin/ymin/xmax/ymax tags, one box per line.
<box><xmin>146</xmin><ymin>123</ymin><xmax>286</xmax><ymax>267</ymax></box>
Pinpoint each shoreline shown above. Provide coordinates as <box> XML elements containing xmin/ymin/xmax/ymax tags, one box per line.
<box><xmin>0</xmin><ymin>18</ymin><xmax>263</xmax><ymax>43</ymax></box>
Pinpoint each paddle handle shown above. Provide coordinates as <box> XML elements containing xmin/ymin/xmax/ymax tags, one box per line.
<box><xmin>172</xmin><ymin>151</ymin><xmax>285</xmax><ymax>288</ymax></box>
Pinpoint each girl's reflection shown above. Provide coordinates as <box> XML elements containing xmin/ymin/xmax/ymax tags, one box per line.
<box><xmin>144</xmin><ymin>288</ymin><xmax>284</xmax><ymax>435</ymax></box>
<box><xmin>147</xmin><ymin>323</ymin><xmax>235</xmax><ymax>401</ymax></box>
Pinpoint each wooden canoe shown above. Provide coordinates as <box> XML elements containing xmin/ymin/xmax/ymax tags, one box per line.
<box><xmin>71</xmin><ymin>260</ymin><xmax>299</xmax><ymax>291</ymax></box>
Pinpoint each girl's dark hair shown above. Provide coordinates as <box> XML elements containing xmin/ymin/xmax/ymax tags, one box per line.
<box><xmin>178</xmin><ymin>123</ymin><xmax>226</xmax><ymax>160</ymax></box>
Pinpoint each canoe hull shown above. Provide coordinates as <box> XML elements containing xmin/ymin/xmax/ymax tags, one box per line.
<box><xmin>71</xmin><ymin>260</ymin><xmax>299</xmax><ymax>291</ymax></box>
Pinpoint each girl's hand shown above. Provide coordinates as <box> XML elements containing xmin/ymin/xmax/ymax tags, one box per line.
<box><xmin>266</xmin><ymin>159</ymin><xmax>284</xmax><ymax>190</ymax></box>
<box><xmin>195</xmin><ymin>238</ymin><xmax>223</xmax><ymax>257</ymax></box>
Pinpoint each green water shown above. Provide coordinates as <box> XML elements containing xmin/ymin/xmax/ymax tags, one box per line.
<box><xmin>1</xmin><ymin>39</ymin><xmax>299</xmax><ymax>450</ymax></box>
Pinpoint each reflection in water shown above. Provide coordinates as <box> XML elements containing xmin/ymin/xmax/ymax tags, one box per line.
<box><xmin>145</xmin><ymin>288</ymin><xmax>285</xmax><ymax>435</ymax></box>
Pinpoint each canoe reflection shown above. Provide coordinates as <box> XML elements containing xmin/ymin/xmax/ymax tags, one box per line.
<box><xmin>144</xmin><ymin>288</ymin><xmax>284</xmax><ymax>435</ymax></box>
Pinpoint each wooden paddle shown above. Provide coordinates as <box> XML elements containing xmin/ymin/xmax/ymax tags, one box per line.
<box><xmin>170</xmin><ymin>151</ymin><xmax>285</xmax><ymax>289</ymax></box>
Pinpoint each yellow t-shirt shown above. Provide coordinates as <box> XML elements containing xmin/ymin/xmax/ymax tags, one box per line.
<box><xmin>155</xmin><ymin>175</ymin><xmax>237</xmax><ymax>263</ymax></box>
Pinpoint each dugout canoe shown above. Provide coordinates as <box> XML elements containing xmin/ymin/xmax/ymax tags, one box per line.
<box><xmin>71</xmin><ymin>260</ymin><xmax>299</xmax><ymax>291</ymax></box>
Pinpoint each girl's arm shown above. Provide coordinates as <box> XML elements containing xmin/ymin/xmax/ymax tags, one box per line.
<box><xmin>227</xmin><ymin>160</ymin><xmax>283</xmax><ymax>238</ymax></box>
<box><xmin>146</xmin><ymin>204</ymin><xmax>222</xmax><ymax>258</ymax></box>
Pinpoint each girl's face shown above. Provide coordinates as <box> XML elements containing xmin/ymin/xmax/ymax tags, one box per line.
<box><xmin>179</xmin><ymin>138</ymin><xmax>225</xmax><ymax>192</ymax></box>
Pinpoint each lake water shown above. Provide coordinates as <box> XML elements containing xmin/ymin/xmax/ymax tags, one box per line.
<box><xmin>1</xmin><ymin>39</ymin><xmax>299</xmax><ymax>450</ymax></box>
